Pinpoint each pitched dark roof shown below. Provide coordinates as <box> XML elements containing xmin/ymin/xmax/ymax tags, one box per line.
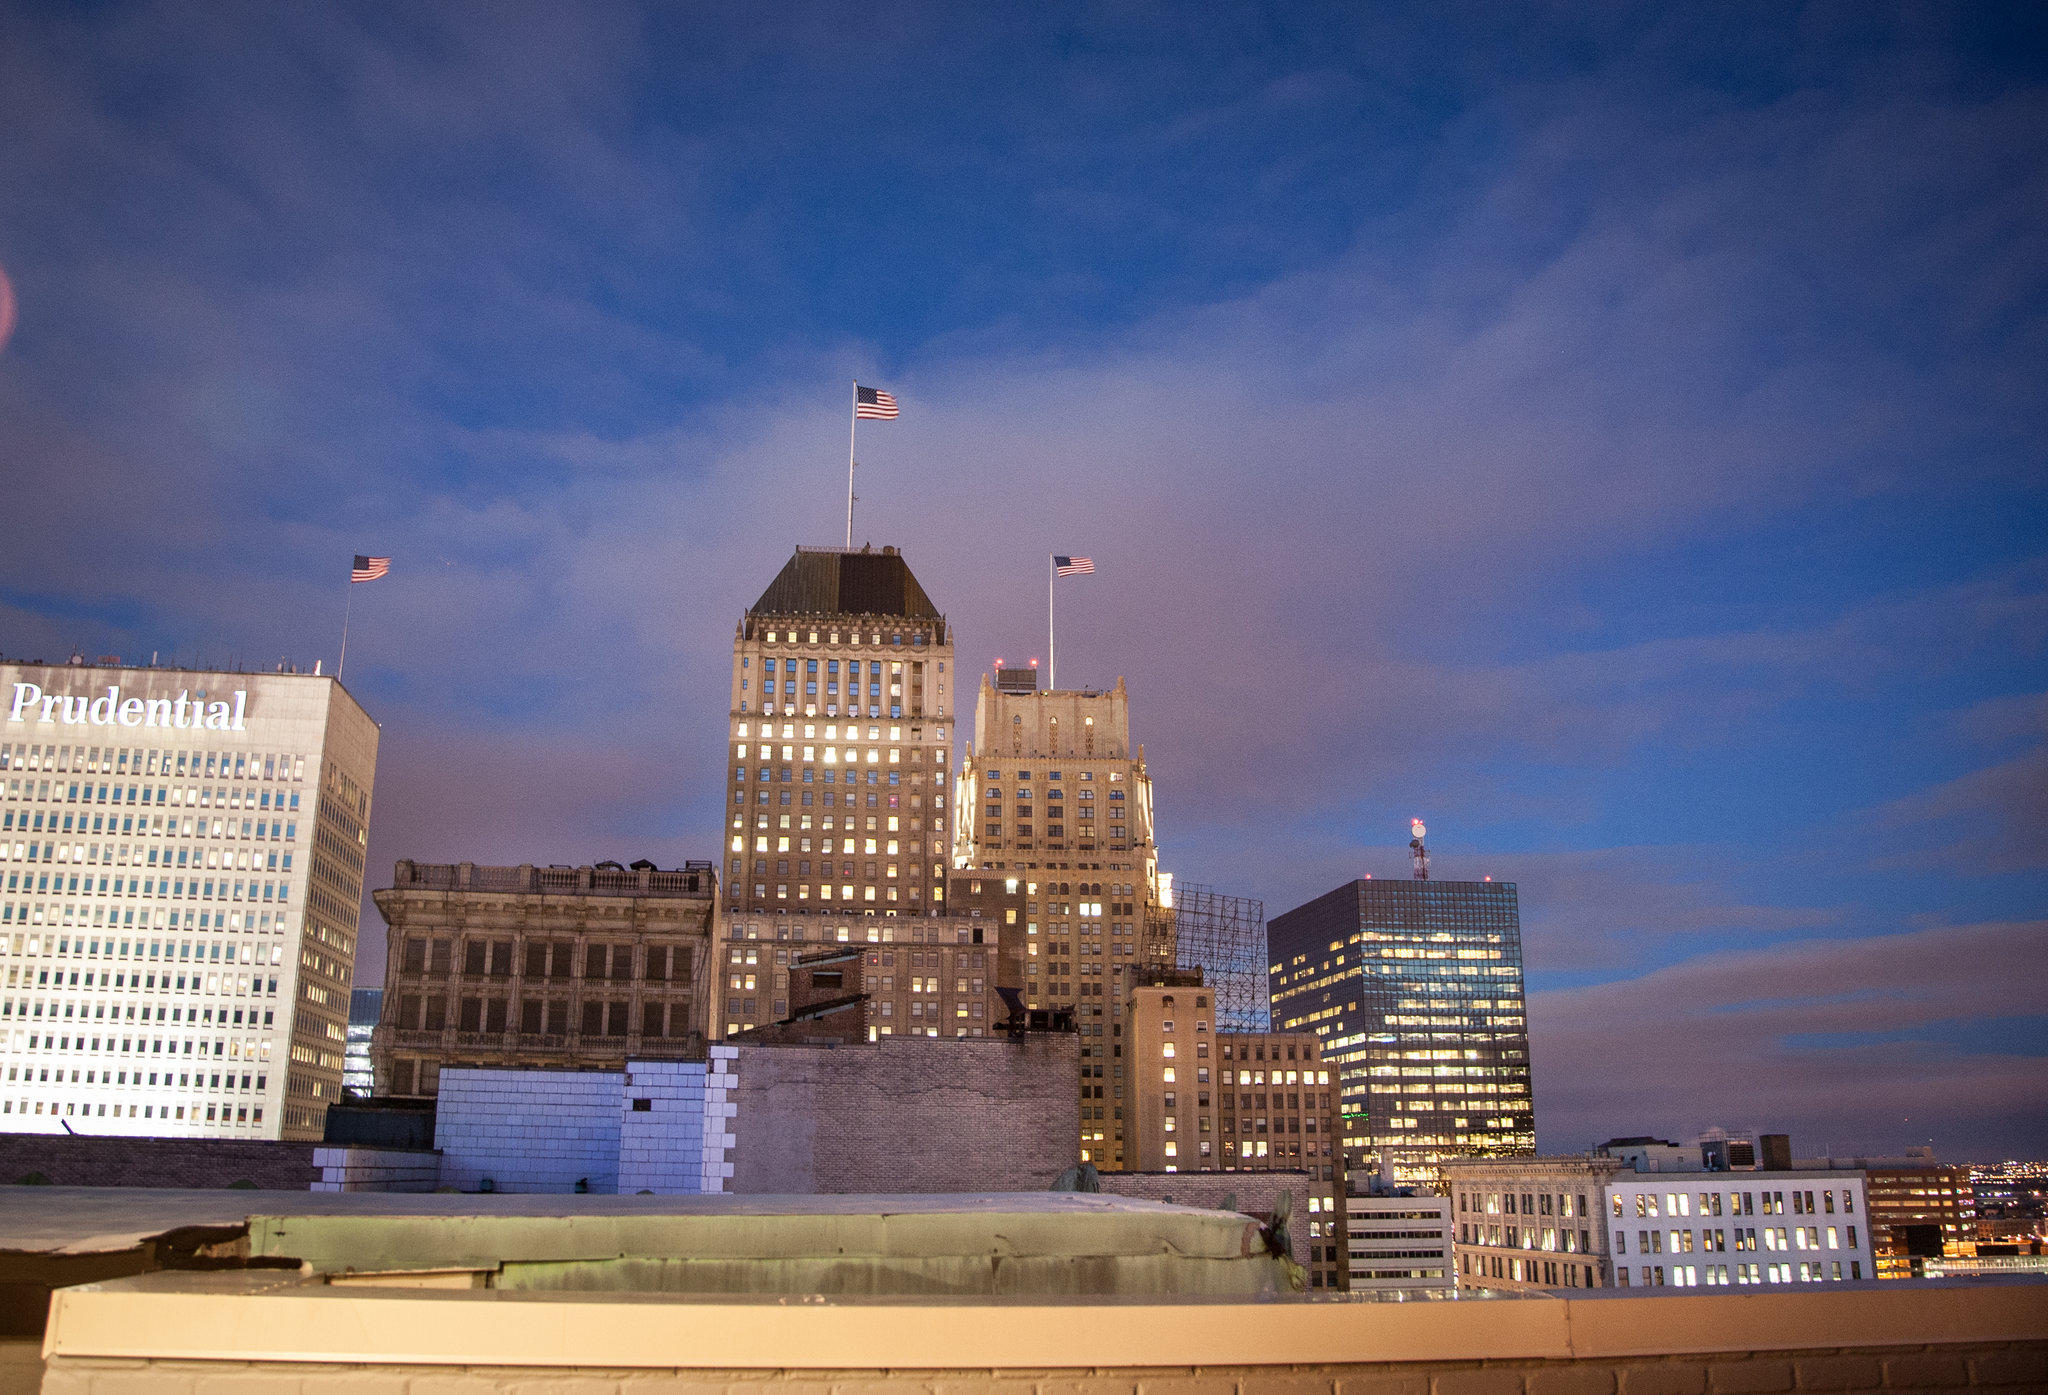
<box><xmin>748</xmin><ymin>546</ymin><xmax>942</xmax><ymax>621</ymax></box>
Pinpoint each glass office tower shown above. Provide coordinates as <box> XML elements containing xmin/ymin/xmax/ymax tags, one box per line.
<box><xmin>1270</xmin><ymin>878</ymin><xmax>1533</xmax><ymax>1186</ymax></box>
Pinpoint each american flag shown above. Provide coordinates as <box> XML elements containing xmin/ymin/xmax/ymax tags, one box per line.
<box><xmin>855</xmin><ymin>385</ymin><xmax>899</xmax><ymax>419</ymax></box>
<box><xmin>1054</xmin><ymin>555</ymin><xmax>1094</xmax><ymax>576</ymax></box>
<box><xmin>351</xmin><ymin>555</ymin><xmax>391</xmax><ymax>583</ymax></box>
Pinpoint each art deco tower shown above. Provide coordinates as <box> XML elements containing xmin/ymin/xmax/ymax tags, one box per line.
<box><xmin>717</xmin><ymin>545</ymin><xmax>957</xmax><ymax>1037</ymax></box>
<box><xmin>952</xmin><ymin>668</ymin><xmax>1173</xmax><ymax>1167</ymax></box>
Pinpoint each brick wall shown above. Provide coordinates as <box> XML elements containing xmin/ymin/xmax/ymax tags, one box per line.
<box><xmin>729</xmin><ymin>1031</ymin><xmax>1078</xmax><ymax>1194</ymax></box>
<box><xmin>434</xmin><ymin>1067</ymin><xmax>623</xmax><ymax>1193</ymax></box>
<box><xmin>0</xmin><ymin>1133</ymin><xmax>317</xmax><ymax>1189</ymax></box>
<box><xmin>34</xmin><ymin>1342</ymin><xmax>2048</xmax><ymax>1393</ymax></box>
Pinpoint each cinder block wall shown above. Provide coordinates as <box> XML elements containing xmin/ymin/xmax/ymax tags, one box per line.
<box><xmin>435</xmin><ymin>1067</ymin><xmax>623</xmax><ymax>1193</ymax></box>
<box><xmin>618</xmin><ymin>1060</ymin><xmax>709</xmax><ymax>1194</ymax></box>
<box><xmin>729</xmin><ymin>1032</ymin><xmax>1079</xmax><ymax>1194</ymax></box>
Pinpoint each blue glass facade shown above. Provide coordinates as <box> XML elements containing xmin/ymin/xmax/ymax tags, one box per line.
<box><xmin>1270</xmin><ymin>879</ymin><xmax>1533</xmax><ymax>1186</ymax></box>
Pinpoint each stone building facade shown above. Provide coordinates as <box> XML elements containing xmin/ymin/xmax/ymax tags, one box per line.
<box><xmin>717</xmin><ymin>544</ymin><xmax>965</xmax><ymax>1039</ymax></box>
<box><xmin>1443</xmin><ymin>1154</ymin><xmax>1628</xmax><ymax>1292</ymax></box>
<box><xmin>1123</xmin><ymin>975</ymin><xmax>1347</xmax><ymax>1290</ymax></box>
<box><xmin>368</xmin><ymin>858</ymin><xmax>716</xmax><ymax>1096</ymax></box>
<box><xmin>726</xmin><ymin>873</ymin><xmax>1026</xmax><ymax>1044</ymax></box>
<box><xmin>951</xmin><ymin>669</ymin><xmax>1174</xmax><ymax>1170</ymax></box>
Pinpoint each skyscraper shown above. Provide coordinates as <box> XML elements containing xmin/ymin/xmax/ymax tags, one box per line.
<box><xmin>0</xmin><ymin>660</ymin><xmax>379</xmax><ymax>1140</ymax></box>
<box><xmin>1269</xmin><ymin>878</ymin><xmax>1533</xmax><ymax>1187</ymax></box>
<box><xmin>718</xmin><ymin>545</ymin><xmax>959</xmax><ymax>1038</ymax></box>
<box><xmin>951</xmin><ymin>666</ymin><xmax>1173</xmax><ymax>1167</ymax></box>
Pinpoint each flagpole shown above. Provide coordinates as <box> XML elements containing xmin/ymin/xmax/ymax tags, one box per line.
<box><xmin>337</xmin><ymin>579</ymin><xmax>354</xmax><ymax>682</ymax></box>
<box><xmin>1048</xmin><ymin>553</ymin><xmax>1056</xmax><ymax>691</ymax></box>
<box><xmin>846</xmin><ymin>381</ymin><xmax>858</xmax><ymax>548</ymax></box>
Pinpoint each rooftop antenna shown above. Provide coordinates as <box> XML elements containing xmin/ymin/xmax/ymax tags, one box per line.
<box><xmin>1409</xmin><ymin>818</ymin><xmax>1429</xmax><ymax>880</ymax></box>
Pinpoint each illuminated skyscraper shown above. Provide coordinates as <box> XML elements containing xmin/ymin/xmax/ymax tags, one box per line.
<box><xmin>1269</xmin><ymin>878</ymin><xmax>1533</xmax><ymax>1187</ymax></box>
<box><xmin>952</xmin><ymin>666</ymin><xmax>1173</xmax><ymax>1167</ymax></box>
<box><xmin>0</xmin><ymin>660</ymin><xmax>379</xmax><ymax>1140</ymax></box>
<box><xmin>718</xmin><ymin>545</ymin><xmax>958</xmax><ymax>1038</ymax></box>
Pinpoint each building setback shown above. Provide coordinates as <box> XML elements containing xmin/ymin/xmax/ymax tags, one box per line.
<box><xmin>369</xmin><ymin>858</ymin><xmax>717</xmax><ymax>1096</ymax></box>
<box><xmin>1269</xmin><ymin>878</ymin><xmax>1533</xmax><ymax>1187</ymax></box>
<box><xmin>0</xmin><ymin>661</ymin><xmax>378</xmax><ymax>1140</ymax></box>
<box><xmin>951</xmin><ymin>666</ymin><xmax>1174</xmax><ymax>1170</ymax></box>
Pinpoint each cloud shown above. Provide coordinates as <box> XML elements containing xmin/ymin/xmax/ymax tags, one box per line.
<box><xmin>1</xmin><ymin>3</ymin><xmax>2044</xmax><ymax>1159</ymax></box>
<box><xmin>1531</xmin><ymin>918</ymin><xmax>2048</xmax><ymax>1158</ymax></box>
<box><xmin>1865</xmin><ymin>690</ymin><xmax>2048</xmax><ymax>875</ymax></box>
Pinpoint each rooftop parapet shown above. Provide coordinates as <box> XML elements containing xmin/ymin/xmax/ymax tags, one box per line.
<box><xmin>387</xmin><ymin>860</ymin><xmax>716</xmax><ymax>898</ymax></box>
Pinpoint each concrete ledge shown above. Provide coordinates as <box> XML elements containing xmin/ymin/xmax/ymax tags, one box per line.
<box><xmin>42</xmin><ymin>1271</ymin><xmax>2048</xmax><ymax>1371</ymax></box>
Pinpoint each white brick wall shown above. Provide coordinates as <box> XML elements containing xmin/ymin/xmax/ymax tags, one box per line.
<box><xmin>702</xmin><ymin>1045</ymin><xmax>737</xmax><ymax>1194</ymax></box>
<box><xmin>618</xmin><ymin>1059</ymin><xmax>709</xmax><ymax>1195</ymax></box>
<box><xmin>436</xmin><ymin>1067</ymin><xmax>624</xmax><ymax>1194</ymax></box>
<box><xmin>310</xmin><ymin>1145</ymin><xmax>441</xmax><ymax>1192</ymax></box>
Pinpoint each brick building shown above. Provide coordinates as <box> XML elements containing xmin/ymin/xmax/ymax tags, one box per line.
<box><xmin>729</xmin><ymin>873</ymin><xmax>1026</xmax><ymax>1044</ymax></box>
<box><xmin>368</xmin><ymin>859</ymin><xmax>716</xmax><ymax>1097</ymax></box>
<box><xmin>1122</xmin><ymin>973</ymin><xmax>1347</xmax><ymax>1289</ymax></box>
<box><xmin>1862</xmin><ymin>1165</ymin><xmax>1978</xmax><ymax>1278</ymax></box>
<box><xmin>729</xmin><ymin>1031</ymin><xmax>1079</xmax><ymax>1193</ymax></box>
<box><xmin>1796</xmin><ymin>1155</ymin><xmax>1978</xmax><ymax>1279</ymax></box>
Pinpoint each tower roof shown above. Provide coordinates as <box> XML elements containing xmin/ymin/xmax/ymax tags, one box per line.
<box><xmin>748</xmin><ymin>546</ymin><xmax>942</xmax><ymax>621</ymax></box>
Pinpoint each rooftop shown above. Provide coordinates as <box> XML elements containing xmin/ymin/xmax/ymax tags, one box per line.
<box><xmin>382</xmin><ymin>859</ymin><xmax>716</xmax><ymax>899</ymax></box>
<box><xmin>749</xmin><ymin>545</ymin><xmax>943</xmax><ymax>623</ymax></box>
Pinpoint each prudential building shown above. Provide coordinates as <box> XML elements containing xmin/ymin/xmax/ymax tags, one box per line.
<box><xmin>0</xmin><ymin>659</ymin><xmax>379</xmax><ymax>1140</ymax></box>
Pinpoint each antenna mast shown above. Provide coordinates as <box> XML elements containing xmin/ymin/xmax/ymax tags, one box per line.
<box><xmin>1409</xmin><ymin>818</ymin><xmax>1430</xmax><ymax>880</ymax></box>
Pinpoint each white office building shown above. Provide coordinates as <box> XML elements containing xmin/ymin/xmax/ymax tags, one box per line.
<box><xmin>0</xmin><ymin>661</ymin><xmax>379</xmax><ymax>1140</ymax></box>
<box><xmin>1606</xmin><ymin>1171</ymin><xmax>1874</xmax><ymax>1288</ymax></box>
<box><xmin>1346</xmin><ymin>1190</ymin><xmax>1455</xmax><ymax>1293</ymax></box>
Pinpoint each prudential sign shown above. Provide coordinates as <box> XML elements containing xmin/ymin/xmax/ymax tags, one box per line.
<box><xmin>8</xmin><ymin>682</ymin><xmax>249</xmax><ymax>731</ymax></box>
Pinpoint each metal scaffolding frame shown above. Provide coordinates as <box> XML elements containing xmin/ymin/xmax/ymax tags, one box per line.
<box><xmin>1172</xmin><ymin>884</ymin><xmax>1269</xmax><ymax>1032</ymax></box>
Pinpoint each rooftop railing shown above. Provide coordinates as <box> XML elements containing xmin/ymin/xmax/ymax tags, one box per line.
<box><xmin>388</xmin><ymin>860</ymin><xmax>716</xmax><ymax>898</ymax></box>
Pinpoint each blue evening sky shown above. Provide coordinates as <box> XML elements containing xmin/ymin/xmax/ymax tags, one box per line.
<box><xmin>1</xmin><ymin>1</ymin><xmax>2043</xmax><ymax>1155</ymax></box>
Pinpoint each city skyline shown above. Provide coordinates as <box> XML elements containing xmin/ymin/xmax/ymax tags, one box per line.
<box><xmin>1</xmin><ymin>4</ymin><xmax>2043</xmax><ymax>1158</ymax></box>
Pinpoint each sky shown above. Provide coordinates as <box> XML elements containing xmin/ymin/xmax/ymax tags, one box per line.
<box><xmin>1</xmin><ymin>1</ymin><xmax>2044</xmax><ymax>1159</ymax></box>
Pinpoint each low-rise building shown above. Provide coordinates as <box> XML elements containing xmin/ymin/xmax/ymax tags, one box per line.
<box><xmin>369</xmin><ymin>859</ymin><xmax>716</xmax><ymax>1096</ymax></box>
<box><xmin>1445</xmin><ymin>1155</ymin><xmax>1626</xmax><ymax>1291</ymax></box>
<box><xmin>1446</xmin><ymin>1142</ymin><xmax>1878</xmax><ymax>1291</ymax></box>
<box><xmin>1346</xmin><ymin>1187</ymin><xmax>1455</xmax><ymax>1293</ymax></box>
<box><xmin>1797</xmin><ymin>1149</ymin><xmax>1976</xmax><ymax>1278</ymax></box>
<box><xmin>1605</xmin><ymin>1169</ymin><xmax>1874</xmax><ymax>1287</ymax></box>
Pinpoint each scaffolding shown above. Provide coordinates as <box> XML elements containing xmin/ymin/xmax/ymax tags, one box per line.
<box><xmin>1172</xmin><ymin>884</ymin><xmax>1269</xmax><ymax>1032</ymax></box>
